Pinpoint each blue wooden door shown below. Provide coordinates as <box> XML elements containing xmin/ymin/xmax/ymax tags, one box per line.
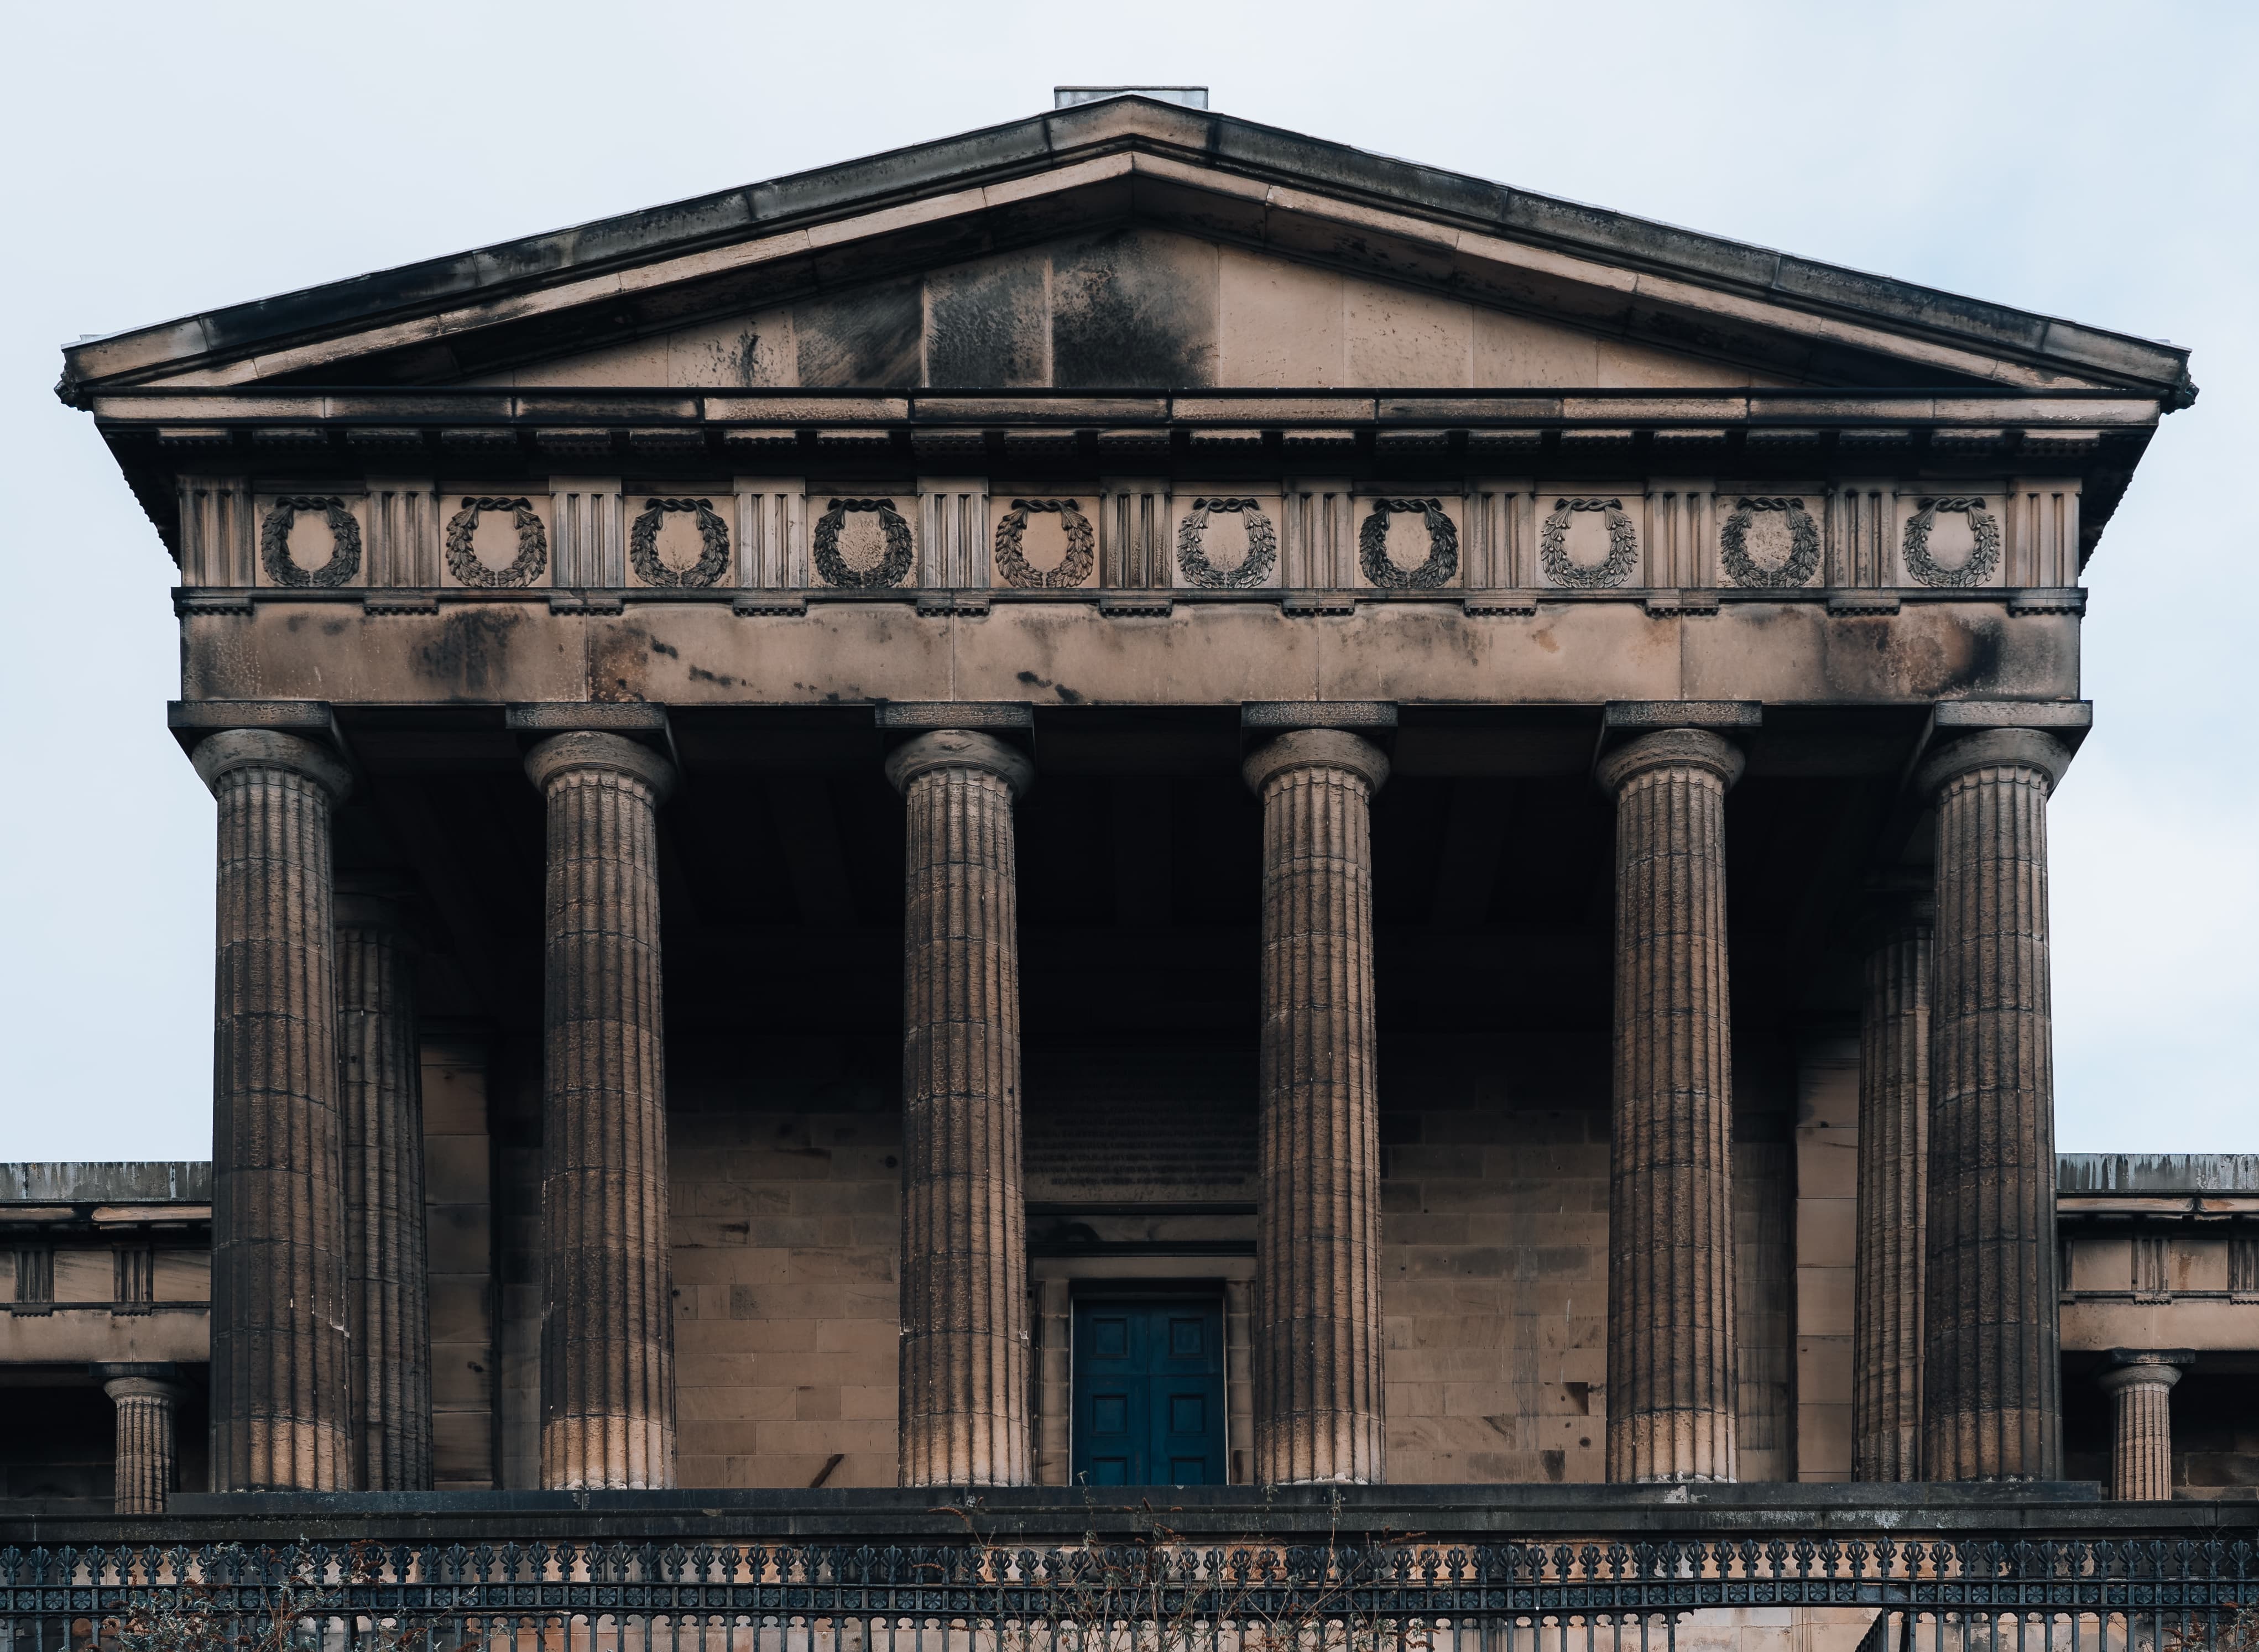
<box><xmin>1072</xmin><ymin>1296</ymin><xmax>1226</xmax><ymax>1486</ymax></box>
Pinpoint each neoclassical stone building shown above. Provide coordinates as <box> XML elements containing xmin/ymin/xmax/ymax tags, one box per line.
<box><xmin>35</xmin><ymin>93</ymin><xmax>2211</xmax><ymax>1510</ymax></box>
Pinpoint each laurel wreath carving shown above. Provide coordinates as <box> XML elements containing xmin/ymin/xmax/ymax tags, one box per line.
<box><xmin>444</xmin><ymin>496</ymin><xmax>547</xmax><ymax>588</ymax></box>
<box><xmin>629</xmin><ymin>497</ymin><xmax>731</xmax><ymax>589</ymax></box>
<box><xmin>812</xmin><ymin>498</ymin><xmax>914</xmax><ymax>589</ymax></box>
<box><xmin>1538</xmin><ymin>498</ymin><xmax>1639</xmax><ymax>589</ymax></box>
<box><xmin>259</xmin><ymin>496</ymin><xmax>362</xmax><ymax>588</ymax></box>
<box><xmin>1176</xmin><ymin>498</ymin><xmax>1278</xmax><ymax>589</ymax></box>
<box><xmin>1902</xmin><ymin>496</ymin><xmax>2002</xmax><ymax>588</ymax></box>
<box><xmin>993</xmin><ymin>499</ymin><xmax>1095</xmax><ymax>589</ymax></box>
<box><xmin>1719</xmin><ymin>496</ymin><xmax>1822</xmax><ymax>588</ymax></box>
<box><xmin>1358</xmin><ymin>498</ymin><xmax>1460</xmax><ymax>590</ymax></box>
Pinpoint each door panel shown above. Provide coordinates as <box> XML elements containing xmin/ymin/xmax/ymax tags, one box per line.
<box><xmin>1072</xmin><ymin>1296</ymin><xmax>1225</xmax><ymax>1487</ymax></box>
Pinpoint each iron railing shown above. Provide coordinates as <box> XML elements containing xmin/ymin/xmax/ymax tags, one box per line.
<box><xmin>4</xmin><ymin>1536</ymin><xmax>2256</xmax><ymax>1652</ymax></box>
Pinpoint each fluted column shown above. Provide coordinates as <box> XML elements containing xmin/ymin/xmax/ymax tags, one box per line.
<box><xmin>1917</xmin><ymin>729</ymin><xmax>2070</xmax><ymax>1481</ymax></box>
<box><xmin>1853</xmin><ymin>892</ymin><xmax>1933</xmax><ymax>1482</ymax></box>
<box><xmin>888</xmin><ymin>729</ymin><xmax>1035</xmax><ymax>1487</ymax></box>
<box><xmin>195</xmin><ymin>728</ymin><xmax>354</xmax><ymax>1491</ymax></box>
<box><xmin>1244</xmin><ymin>728</ymin><xmax>1389</xmax><ymax>1486</ymax></box>
<box><xmin>101</xmin><ymin>1367</ymin><xmax>185</xmax><ymax>1515</ymax></box>
<box><xmin>2098</xmin><ymin>1351</ymin><xmax>2189</xmax><ymax>1501</ymax></box>
<box><xmin>1597</xmin><ymin>728</ymin><xmax>1742</xmax><ymax>1483</ymax></box>
<box><xmin>334</xmin><ymin>885</ymin><xmax>432</xmax><ymax>1489</ymax></box>
<box><xmin>526</xmin><ymin>731</ymin><xmax>678</xmax><ymax>1490</ymax></box>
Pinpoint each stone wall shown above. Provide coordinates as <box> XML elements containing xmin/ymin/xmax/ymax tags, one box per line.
<box><xmin>667</xmin><ymin>1037</ymin><xmax>904</xmax><ymax>1491</ymax></box>
<box><xmin>618</xmin><ymin>1024</ymin><xmax>1822</xmax><ymax>1491</ymax></box>
<box><xmin>1377</xmin><ymin>1037</ymin><xmax>1610</xmax><ymax>1484</ymax></box>
<box><xmin>422</xmin><ymin>1038</ymin><xmax>497</xmax><ymax>1489</ymax></box>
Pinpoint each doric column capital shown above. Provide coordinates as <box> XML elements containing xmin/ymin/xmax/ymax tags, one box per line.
<box><xmin>1596</xmin><ymin>727</ymin><xmax>1744</xmax><ymax>796</ymax></box>
<box><xmin>885</xmin><ymin>728</ymin><xmax>1034</xmax><ymax>799</ymax></box>
<box><xmin>1914</xmin><ymin>727</ymin><xmax>2073</xmax><ymax>798</ymax></box>
<box><xmin>1242</xmin><ymin>727</ymin><xmax>1390</xmax><ymax>797</ymax></box>
<box><xmin>101</xmin><ymin>1373</ymin><xmax>187</xmax><ymax>1405</ymax></box>
<box><xmin>191</xmin><ymin>728</ymin><xmax>352</xmax><ymax>803</ymax></box>
<box><xmin>2099</xmin><ymin>1350</ymin><xmax>2194</xmax><ymax>1394</ymax></box>
<box><xmin>524</xmin><ymin>730</ymin><xmax>677</xmax><ymax>801</ymax></box>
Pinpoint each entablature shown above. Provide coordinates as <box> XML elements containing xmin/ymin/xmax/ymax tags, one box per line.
<box><xmin>114</xmin><ymin>387</ymin><xmax>2148</xmax><ymax>603</ymax></box>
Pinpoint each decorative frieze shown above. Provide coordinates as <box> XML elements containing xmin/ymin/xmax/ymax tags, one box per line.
<box><xmin>918</xmin><ymin>479</ymin><xmax>988</xmax><ymax>589</ymax></box>
<box><xmin>814</xmin><ymin>496</ymin><xmax>916</xmax><ymax>589</ymax></box>
<box><xmin>1279</xmin><ymin>480</ymin><xmax>1354</xmax><ymax>590</ymax></box>
<box><xmin>734</xmin><ymin>478</ymin><xmax>808</xmax><ymax>589</ymax></box>
<box><xmin>442</xmin><ymin>493</ymin><xmax>551</xmax><ymax>588</ymax></box>
<box><xmin>365</xmin><ymin>482</ymin><xmax>439</xmax><ymax>587</ymax></box>
<box><xmin>2007</xmin><ymin>477</ymin><xmax>2083</xmax><ymax>587</ymax></box>
<box><xmin>549</xmin><ymin>479</ymin><xmax>623</xmax><ymax>588</ymax></box>
<box><xmin>991</xmin><ymin>497</ymin><xmax>1096</xmax><ymax>589</ymax></box>
<box><xmin>1646</xmin><ymin>485</ymin><xmax>1717</xmax><ymax>592</ymax></box>
<box><xmin>1175</xmin><ymin>494</ymin><xmax>1282</xmax><ymax>589</ymax></box>
<box><xmin>1717</xmin><ymin>496</ymin><xmax>1821</xmax><ymax>589</ymax></box>
<box><xmin>255</xmin><ymin>493</ymin><xmax>365</xmax><ymax>588</ymax></box>
<box><xmin>628</xmin><ymin>496</ymin><xmax>732</xmax><ymax>588</ymax></box>
<box><xmin>166</xmin><ymin>465</ymin><xmax>2093</xmax><ymax>605</ymax></box>
<box><xmin>178</xmin><ymin>475</ymin><xmax>256</xmax><ymax>586</ymax></box>
<box><xmin>1897</xmin><ymin>492</ymin><xmax>2005</xmax><ymax>589</ymax></box>
<box><xmin>1462</xmin><ymin>480</ymin><xmax>1533</xmax><ymax>591</ymax></box>
<box><xmin>1540</xmin><ymin>495</ymin><xmax>1642</xmax><ymax>589</ymax></box>
<box><xmin>1099</xmin><ymin>478</ymin><xmax>1171</xmax><ymax>590</ymax></box>
<box><xmin>1357</xmin><ymin>495</ymin><xmax>1460</xmax><ymax>589</ymax></box>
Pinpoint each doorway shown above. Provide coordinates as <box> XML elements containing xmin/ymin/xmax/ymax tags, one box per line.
<box><xmin>1071</xmin><ymin>1294</ymin><xmax>1227</xmax><ymax>1486</ymax></box>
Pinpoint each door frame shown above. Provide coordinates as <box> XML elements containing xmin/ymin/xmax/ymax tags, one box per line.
<box><xmin>1029</xmin><ymin>1256</ymin><xmax>1254</xmax><ymax>1487</ymax></box>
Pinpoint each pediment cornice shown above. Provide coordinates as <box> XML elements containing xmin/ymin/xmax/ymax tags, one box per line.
<box><xmin>60</xmin><ymin>100</ymin><xmax>2195</xmax><ymax>406</ymax></box>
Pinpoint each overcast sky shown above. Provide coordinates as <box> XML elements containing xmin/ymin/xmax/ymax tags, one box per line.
<box><xmin>1</xmin><ymin>1</ymin><xmax>2251</xmax><ymax>1160</ymax></box>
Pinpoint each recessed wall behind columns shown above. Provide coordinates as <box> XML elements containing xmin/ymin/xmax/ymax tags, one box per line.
<box><xmin>666</xmin><ymin>1037</ymin><xmax>904</xmax><ymax>1491</ymax></box>
<box><xmin>633</xmin><ymin>1028</ymin><xmax>1819</xmax><ymax>1488</ymax></box>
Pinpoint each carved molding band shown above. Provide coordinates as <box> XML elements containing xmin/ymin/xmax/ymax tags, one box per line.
<box><xmin>444</xmin><ymin>497</ymin><xmax>547</xmax><ymax>589</ymax></box>
<box><xmin>993</xmin><ymin>499</ymin><xmax>1095</xmax><ymax>590</ymax></box>
<box><xmin>628</xmin><ymin>498</ymin><xmax>731</xmax><ymax>589</ymax></box>
<box><xmin>259</xmin><ymin>496</ymin><xmax>362</xmax><ymax>588</ymax></box>
<box><xmin>1358</xmin><ymin>498</ymin><xmax>1459</xmax><ymax>590</ymax></box>
<box><xmin>1177</xmin><ymin>498</ymin><xmax>1278</xmax><ymax>590</ymax></box>
<box><xmin>813</xmin><ymin>498</ymin><xmax>914</xmax><ymax>589</ymax></box>
<box><xmin>1720</xmin><ymin>497</ymin><xmax>1821</xmax><ymax>589</ymax></box>
<box><xmin>1540</xmin><ymin>498</ymin><xmax>1639</xmax><ymax>589</ymax></box>
<box><xmin>1902</xmin><ymin>496</ymin><xmax>2002</xmax><ymax>588</ymax></box>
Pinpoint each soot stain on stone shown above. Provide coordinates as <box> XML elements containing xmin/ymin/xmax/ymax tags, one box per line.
<box><xmin>687</xmin><ymin>663</ymin><xmax>740</xmax><ymax>688</ymax></box>
<box><xmin>416</xmin><ymin>608</ymin><xmax>520</xmax><ymax>698</ymax></box>
<box><xmin>927</xmin><ymin>255</ymin><xmax>1048</xmax><ymax>386</ymax></box>
<box><xmin>590</xmin><ymin>626</ymin><xmax>651</xmax><ymax>703</ymax></box>
<box><xmin>1050</xmin><ymin>228</ymin><xmax>1218</xmax><ymax>389</ymax></box>
<box><xmin>796</xmin><ymin>279</ymin><xmax>922</xmax><ymax>386</ymax></box>
<box><xmin>1016</xmin><ymin>668</ymin><xmax>1083</xmax><ymax>705</ymax></box>
<box><xmin>650</xmin><ymin>639</ymin><xmax>680</xmax><ymax>658</ymax></box>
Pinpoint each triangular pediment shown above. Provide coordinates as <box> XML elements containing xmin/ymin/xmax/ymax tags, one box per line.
<box><xmin>59</xmin><ymin>98</ymin><xmax>2192</xmax><ymax>404</ymax></box>
<box><xmin>467</xmin><ymin>228</ymin><xmax>1804</xmax><ymax>394</ymax></box>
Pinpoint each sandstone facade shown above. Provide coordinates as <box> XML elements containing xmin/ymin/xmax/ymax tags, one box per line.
<box><xmin>5</xmin><ymin>94</ymin><xmax>2224</xmax><ymax>1516</ymax></box>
